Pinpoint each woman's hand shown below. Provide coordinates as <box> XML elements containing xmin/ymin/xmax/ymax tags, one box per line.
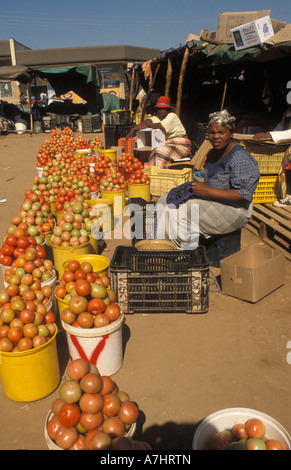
<box><xmin>191</xmin><ymin>180</ymin><xmax>244</xmax><ymax>202</ymax></box>
<box><xmin>191</xmin><ymin>180</ymin><xmax>211</xmax><ymax>197</ymax></box>
<box><xmin>125</xmin><ymin>128</ymin><xmax>135</xmax><ymax>140</ymax></box>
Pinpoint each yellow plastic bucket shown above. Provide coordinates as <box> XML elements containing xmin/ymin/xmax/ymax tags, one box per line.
<box><xmin>47</xmin><ymin>240</ymin><xmax>91</xmax><ymax>278</ymax></box>
<box><xmin>88</xmin><ymin>198</ymin><xmax>114</xmax><ymax>232</ymax></box>
<box><xmin>55</xmin><ymin>210</ymin><xmax>63</xmax><ymax>221</ymax></box>
<box><xmin>55</xmin><ymin>294</ymin><xmax>69</xmax><ymax>315</ymax></box>
<box><xmin>0</xmin><ymin>325</ymin><xmax>60</xmax><ymax>402</ymax></box>
<box><xmin>102</xmin><ymin>149</ymin><xmax>117</xmax><ymax>164</ymax></box>
<box><xmin>63</xmin><ymin>254</ymin><xmax>110</xmax><ymax>278</ymax></box>
<box><xmin>50</xmin><ymin>202</ymin><xmax>57</xmax><ymax>217</ymax></box>
<box><xmin>89</xmin><ymin>232</ymin><xmax>98</xmax><ymax>254</ymax></box>
<box><xmin>128</xmin><ymin>182</ymin><xmax>151</xmax><ymax>202</ymax></box>
<box><xmin>101</xmin><ymin>190</ymin><xmax>126</xmax><ymax>216</ymax></box>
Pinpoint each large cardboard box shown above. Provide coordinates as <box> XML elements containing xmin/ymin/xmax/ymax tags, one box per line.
<box><xmin>231</xmin><ymin>16</ymin><xmax>274</xmax><ymax>51</ymax></box>
<box><xmin>216</xmin><ymin>10</ymin><xmax>271</xmax><ymax>43</ymax></box>
<box><xmin>136</xmin><ymin>128</ymin><xmax>165</xmax><ymax>150</ymax></box>
<box><xmin>220</xmin><ymin>245</ymin><xmax>285</xmax><ymax>303</ymax></box>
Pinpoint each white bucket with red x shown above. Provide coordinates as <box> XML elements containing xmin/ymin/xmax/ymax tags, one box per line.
<box><xmin>61</xmin><ymin>312</ymin><xmax>124</xmax><ymax>376</ymax></box>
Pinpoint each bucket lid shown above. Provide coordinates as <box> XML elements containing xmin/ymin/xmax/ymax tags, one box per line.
<box><xmin>135</xmin><ymin>239</ymin><xmax>177</xmax><ymax>250</ymax></box>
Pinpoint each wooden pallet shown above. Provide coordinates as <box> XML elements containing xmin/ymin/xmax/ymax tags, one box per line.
<box><xmin>247</xmin><ymin>203</ymin><xmax>291</xmax><ymax>260</ymax></box>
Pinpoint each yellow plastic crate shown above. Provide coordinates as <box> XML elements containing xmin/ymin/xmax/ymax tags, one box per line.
<box><xmin>143</xmin><ymin>166</ymin><xmax>193</xmax><ymax>197</ymax></box>
<box><xmin>253</xmin><ymin>175</ymin><xmax>281</xmax><ymax>204</ymax></box>
<box><xmin>238</xmin><ymin>140</ymin><xmax>287</xmax><ymax>174</ymax></box>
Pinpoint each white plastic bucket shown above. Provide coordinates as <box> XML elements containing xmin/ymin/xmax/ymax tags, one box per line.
<box><xmin>192</xmin><ymin>407</ymin><xmax>291</xmax><ymax>450</ymax></box>
<box><xmin>4</xmin><ymin>270</ymin><xmax>56</xmax><ymax>290</ymax></box>
<box><xmin>44</xmin><ymin>410</ymin><xmax>136</xmax><ymax>450</ymax></box>
<box><xmin>41</xmin><ymin>270</ymin><xmax>57</xmax><ymax>288</ymax></box>
<box><xmin>15</xmin><ymin>122</ymin><xmax>27</xmax><ymax>134</ymax></box>
<box><xmin>61</xmin><ymin>311</ymin><xmax>124</xmax><ymax>376</ymax></box>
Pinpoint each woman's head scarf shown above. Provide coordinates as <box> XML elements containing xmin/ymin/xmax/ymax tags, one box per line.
<box><xmin>208</xmin><ymin>109</ymin><xmax>236</xmax><ymax>131</ymax></box>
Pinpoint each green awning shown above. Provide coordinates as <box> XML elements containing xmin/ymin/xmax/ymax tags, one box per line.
<box><xmin>33</xmin><ymin>65</ymin><xmax>100</xmax><ymax>103</ymax></box>
<box><xmin>189</xmin><ymin>39</ymin><xmax>259</xmax><ymax>65</ymax></box>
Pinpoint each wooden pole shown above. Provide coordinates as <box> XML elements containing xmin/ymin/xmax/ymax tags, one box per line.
<box><xmin>220</xmin><ymin>74</ymin><xmax>229</xmax><ymax>110</ymax></box>
<box><xmin>141</xmin><ymin>63</ymin><xmax>160</xmax><ymax>121</ymax></box>
<box><xmin>165</xmin><ymin>57</ymin><xmax>172</xmax><ymax>97</ymax></box>
<box><xmin>129</xmin><ymin>67</ymin><xmax>135</xmax><ymax>111</ymax></box>
<box><xmin>176</xmin><ymin>47</ymin><xmax>189</xmax><ymax>117</ymax></box>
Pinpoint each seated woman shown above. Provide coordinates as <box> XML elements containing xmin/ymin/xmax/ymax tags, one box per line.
<box><xmin>126</xmin><ymin>96</ymin><xmax>191</xmax><ymax>168</ymax></box>
<box><xmin>155</xmin><ymin>110</ymin><xmax>260</xmax><ymax>249</ymax></box>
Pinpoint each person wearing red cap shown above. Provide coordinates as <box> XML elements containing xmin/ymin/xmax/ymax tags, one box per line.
<box><xmin>126</xmin><ymin>96</ymin><xmax>191</xmax><ymax>168</ymax></box>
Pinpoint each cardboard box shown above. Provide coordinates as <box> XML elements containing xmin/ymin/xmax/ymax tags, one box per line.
<box><xmin>220</xmin><ymin>245</ymin><xmax>285</xmax><ymax>303</ymax></box>
<box><xmin>231</xmin><ymin>15</ymin><xmax>274</xmax><ymax>51</ymax></box>
<box><xmin>136</xmin><ymin>128</ymin><xmax>165</xmax><ymax>150</ymax></box>
<box><xmin>216</xmin><ymin>10</ymin><xmax>271</xmax><ymax>43</ymax></box>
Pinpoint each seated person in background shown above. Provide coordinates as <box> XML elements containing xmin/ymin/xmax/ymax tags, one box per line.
<box><xmin>253</xmin><ymin>106</ymin><xmax>291</xmax><ymax>207</ymax></box>
<box><xmin>156</xmin><ymin>110</ymin><xmax>260</xmax><ymax>249</ymax></box>
<box><xmin>126</xmin><ymin>96</ymin><xmax>191</xmax><ymax>168</ymax></box>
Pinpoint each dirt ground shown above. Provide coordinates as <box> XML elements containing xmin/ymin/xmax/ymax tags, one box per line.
<box><xmin>0</xmin><ymin>130</ymin><xmax>290</xmax><ymax>451</ymax></box>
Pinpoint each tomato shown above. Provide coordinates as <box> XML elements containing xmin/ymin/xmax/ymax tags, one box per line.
<box><xmin>67</xmin><ymin>358</ymin><xmax>90</xmax><ymax>380</ymax></box>
<box><xmin>94</xmin><ymin>313</ymin><xmax>110</xmax><ymax>328</ymax></box>
<box><xmin>100</xmin><ymin>375</ymin><xmax>115</xmax><ymax>395</ymax></box>
<box><xmin>47</xmin><ymin>416</ymin><xmax>62</xmax><ymax>440</ymax></box>
<box><xmin>245</xmin><ymin>418</ymin><xmax>266</xmax><ymax>439</ymax></box>
<box><xmin>102</xmin><ymin>393</ymin><xmax>121</xmax><ymax>417</ymax></box>
<box><xmin>79</xmin><ymin>411</ymin><xmax>104</xmax><ymax>431</ymax></box>
<box><xmin>44</xmin><ymin>311</ymin><xmax>56</xmax><ymax>324</ymax></box>
<box><xmin>80</xmin><ymin>373</ymin><xmax>102</xmax><ymax>393</ymax></box>
<box><xmin>246</xmin><ymin>438</ymin><xmax>266</xmax><ymax>450</ymax></box>
<box><xmin>79</xmin><ymin>392</ymin><xmax>104</xmax><ymax>413</ymax></box>
<box><xmin>77</xmin><ymin>312</ymin><xmax>94</xmax><ymax>328</ymax></box>
<box><xmin>57</xmin><ymin>403</ymin><xmax>81</xmax><ymax>427</ymax></box>
<box><xmin>88</xmin><ymin>298</ymin><xmax>106</xmax><ymax>315</ymax></box>
<box><xmin>75</xmin><ymin>279</ymin><xmax>91</xmax><ymax>297</ymax></box>
<box><xmin>59</xmin><ymin>379</ymin><xmax>82</xmax><ymax>403</ymax></box>
<box><xmin>118</xmin><ymin>400</ymin><xmax>139</xmax><ymax>425</ymax></box>
<box><xmin>5</xmin><ymin>235</ymin><xmax>17</xmax><ymax>247</ymax></box>
<box><xmin>55</xmin><ymin>426</ymin><xmax>79</xmax><ymax>449</ymax></box>
<box><xmin>265</xmin><ymin>439</ymin><xmax>285</xmax><ymax>450</ymax></box>
<box><xmin>104</xmin><ymin>303</ymin><xmax>121</xmax><ymax>322</ymax></box>
<box><xmin>102</xmin><ymin>416</ymin><xmax>124</xmax><ymax>438</ymax></box>
<box><xmin>231</xmin><ymin>423</ymin><xmax>248</xmax><ymax>440</ymax></box>
<box><xmin>89</xmin><ymin>431</ymin><xmax>111</xmax><ymax>450</ymax></box>
<box><xmin>8</xmin><ymin>326</ymin><xmax>23</xmax><ymax>343</ymax></box>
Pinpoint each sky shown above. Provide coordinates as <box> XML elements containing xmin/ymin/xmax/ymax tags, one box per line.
<box><xmin>0</xmin><ymin>1</ymin><xmax>291</xmax><ymax>52</ymax></box>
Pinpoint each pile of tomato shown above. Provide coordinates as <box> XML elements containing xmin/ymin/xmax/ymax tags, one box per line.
<box><xmin>203</xmin><ymin>418</ymin><xmax>286</xmax><ymax>450</ymax></box>
<box><xmin>46</xmin><ymin>358</ymin><xmax>146</xmax><ymax>450</ymax></box>
<box><xmin>117</xmin><ymin>153</ymin><xmax>144</xmax><ymax>173</ymax></box>
<box><xmin>55</xmin><ymin>259</ymin><xmax>120</xmax><ymax>329</ymax></box>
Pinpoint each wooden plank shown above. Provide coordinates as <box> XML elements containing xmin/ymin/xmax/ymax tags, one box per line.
<box><xmin>246</xmin><ymin>224</ymin><xmax>291</xmax><ymax>261</ymax></box>
<box><xmin>253</xmin><ymin>204</ymin><xmax>291</xmax><ymax>231</ymax></box>
<box><xmin>251</xmin><ymin>210</ymin><xmax>291</xmax><ymax>241</ymax></box>
<box><xmin>190</xmin><ymin>139</ymin><xmax>212</xmax><ymax>169</ymax></box>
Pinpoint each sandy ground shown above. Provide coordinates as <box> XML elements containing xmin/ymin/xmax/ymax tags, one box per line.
<box><xmin>0</xmin><ymin>130</ymin><xmax>290</xmax><ymax>451</ymax></box>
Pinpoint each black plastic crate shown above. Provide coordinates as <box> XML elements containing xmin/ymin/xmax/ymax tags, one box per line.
<box><xmin>118</xmin><ymin>110</ymin><xmax>132</xmax><ymax>125</ymax></box>
<box><xmin>104</xmin><ymin>125</ymin><xmax>117</xmax><ymax>148</ymax></box>
<box><xmin>110</xmin><ymin>245</ymin><xmax>209</xmax><ymax>314</ymax></box>
<box><xmin>116</xmin><ymin>124</ymin><xmax>134</xmax><ymax>143</ymax></box>
<box><xmin>81</xmin><ymin>115</ymin><xmax>92</xmax><ymax>133</ymax></box>
<box><xmin>91</xmin><ymin>114</ymin><xmax>102</xmax><ymax>132</ymax></box>
<box><xmin>129</xmin><ymin>198</ymin><xmax>156</xmax><ymax>245</ymax></box>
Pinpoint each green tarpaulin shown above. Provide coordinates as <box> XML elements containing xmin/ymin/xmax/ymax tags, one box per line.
<box><xmin>33</xmin><ymin>65</ymin><xmax>100</xmax><ymax>104</ymax></box>
<box><xmin>188</xmin><ymin>39</ymin><xmax>259</xmax><ymax>65</ymax></box>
